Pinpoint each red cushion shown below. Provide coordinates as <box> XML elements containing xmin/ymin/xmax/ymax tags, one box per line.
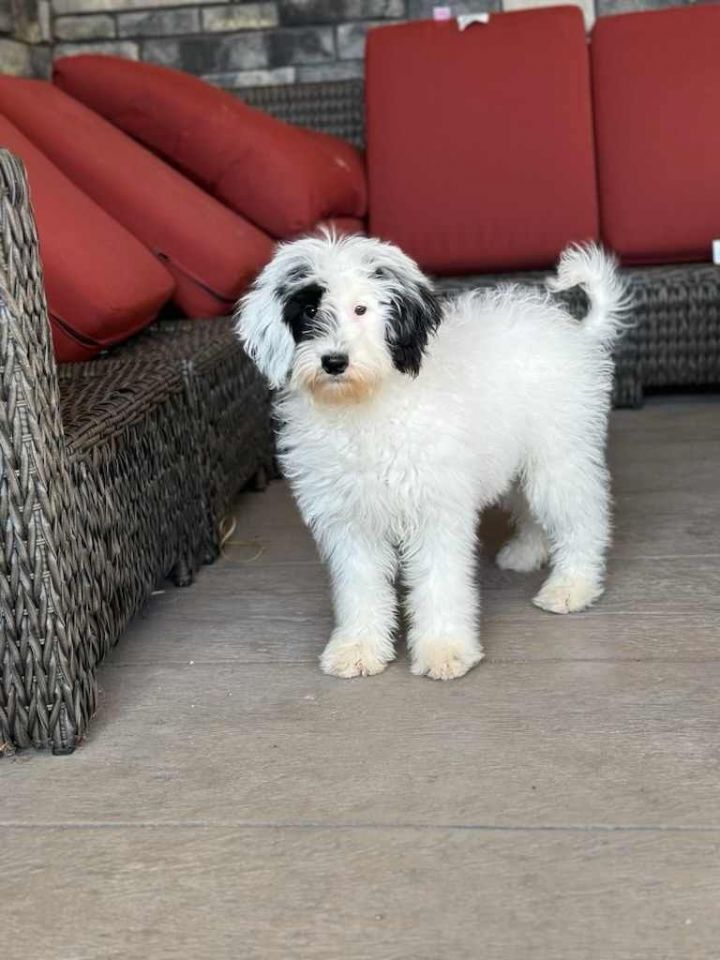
<box><xmin>592</xmin><ymin>6</ymin><xmax>720</xmax><ymax>264</ymax></box>
<box><xmin>366</xmin><ymin>10</ymin><xmax>599</xmax><ymax>274</ymax></box>
<box><xmin>0</xmin><ymin>115</ymin><xmax>174</xmax><ymax>362</ymax></box>
<box><xmin>0</xmin><ymin>78</ymin><xmax>274</xmax><ymax>317</ymax></box>
<box><xmin>53</xmin><ymin>55</ymin><xmax>367</xmax><ymax>239</ymax></box>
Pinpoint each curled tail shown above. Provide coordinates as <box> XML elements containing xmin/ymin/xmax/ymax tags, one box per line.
<box><xmin>547</xmin><ymin>242</ymin><xmax>631</xmax><ymax>350</ymax></box>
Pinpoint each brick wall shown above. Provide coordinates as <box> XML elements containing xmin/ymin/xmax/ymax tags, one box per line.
<box><xmin>1</xmin><ymin>0</ymin><xmax>708</xmax><ymax>86</ymax></box>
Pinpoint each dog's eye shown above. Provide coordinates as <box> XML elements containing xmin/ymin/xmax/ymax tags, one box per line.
<box><xmin>303</xmin><ymin>305</ymin><xmax>317</xmax><ymax>320</ymax></box>
<box><xmin>354</xmin><ymin>305</ymin><xmax>367</xmax><ymax>316</ymax></box>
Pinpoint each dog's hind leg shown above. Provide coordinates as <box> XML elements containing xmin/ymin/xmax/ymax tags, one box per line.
<box><xmin>523</xmin><ymin>448</ymin><xmax>611</xmax><ymax>614</ymax></box>
<box><xmin>526</xmin><ymin>466</ymin><xmax>610</xmax><ymax>614</ymax></box>
<box><xmin>496</xmin><ymin>484</ymin><xmax>550</xmax><ymax>573</ymax></box>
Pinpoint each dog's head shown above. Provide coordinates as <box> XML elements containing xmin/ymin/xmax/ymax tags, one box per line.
<box><xmin>235</xmin><ymin>232</ymin><xmax>441</xmax><ymax>405</ymax></box>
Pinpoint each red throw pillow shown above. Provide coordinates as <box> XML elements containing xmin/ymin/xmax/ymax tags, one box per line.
<box><xmin>53</xmin><ymin>55</ymin><xmax>367</xmax><ymax>239</ymax></box>
<box><xmin>0</xmin><ymin>78</ymin><xmax>274</xmax><ymax>317</ymax></box>
<box><xmin>1</xmin><ymin>116</ymin><xmax>174</xmax><ymax>362</ymax></box>
<box><xmin>592</xmin><ymin>6</ymin><xmax>720</xmax><ymax>264</ymax></box>
<box><xmin>365</xmin><ymin>10</ymin><xmax>599</xmax><ymax>274</ymax></box>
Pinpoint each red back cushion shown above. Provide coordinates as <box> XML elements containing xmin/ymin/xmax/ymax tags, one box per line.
<box><xmin>592</xmin><ymin>6</ymin><xmax>720</xmax><ymax>264</ymax></box>
<box><xmin>0</xmin><ymin>78</ymin><xmax>274</xmax><ymax>317</ymax></box>
<box><xmin>366</xmin><ymin>10</ymin><xmax>599</xmax><ymax>274</ymax></box>
<box><xmin>1</xmin><ymin>116</ymin><xmax>174</xmax><ymax>362</ymax></box>
<box><xmin>53</xmin><ymin>55</ymin><xmax>367</xmax><ymax>239</ymax></box>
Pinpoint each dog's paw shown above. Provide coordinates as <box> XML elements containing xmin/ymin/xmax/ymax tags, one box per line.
<box><xmin>496</xmin><ymin>536</ymin><xmax>549</xmax><ymax>573</ymax></box>
<box><xmin>320</xmin><ymin>637</ymin><xmax>392</xmax><ymax>678</ymax></box>
<box><xmin>533</xmin><ymin>575</ymin><xmax>603</xmax><ymax>614</ymax></box>
<box><xmin>410</xmin><ymin>641</ymin><xmax>484</xmax><ymax>681</ymax></box>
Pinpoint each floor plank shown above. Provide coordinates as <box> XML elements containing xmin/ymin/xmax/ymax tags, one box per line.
<box><xmin>138</xmin><ymin>552</ymin><xmax>720</xmax><ymax>623</ymax></box>
<box><xmin>4</xmin><ymin>661</ymin><xmax>719</xmax><ymax>829</ymax></box>
<box><xmin>232</xmin><ymin>481</ymin><xmax>720</xmax><ymax>564</ymax></box>
<box><xmin>106</xmin><ymin>607</ymin><xmax>720</xmax><ymax>666</ymax></box>
<box><xmin>3</xmin><ymin>826</ymin><xmax>719</xmax><ymax>960</ymax></box>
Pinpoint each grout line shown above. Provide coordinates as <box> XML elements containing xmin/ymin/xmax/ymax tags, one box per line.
<box><xmin>211</xmin><ymin>553</ymin><xmax>720</xmax><ymax>568</ymax></box>
<box><xmin>0</xmin><ymin>821</ymin><xmax>719</xmax><ymax>834</ymax></box>
<box><xmin>136</xmin><ymin>611</ymin><xmax>719</xmax><ymax>622</ymax></box>
<box><xmin>99</xmin><ymin>656</ymin><xmax>720</xmax><ymax>669</ymax></box>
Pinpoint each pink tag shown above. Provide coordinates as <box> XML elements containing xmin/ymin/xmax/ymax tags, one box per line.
<box><xmin>433</xmin><ymin>6</ymin><xmax>452</xmax><ymax>20</ymax></box>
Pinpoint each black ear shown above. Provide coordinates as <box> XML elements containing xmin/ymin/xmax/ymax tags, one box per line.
<box><xmin>384</xmin><ymin>278</ymin><xmax>442</xmax><ymax>376</ymax></box>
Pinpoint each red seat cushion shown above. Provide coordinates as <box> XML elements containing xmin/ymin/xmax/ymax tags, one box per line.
<box><xmin>365</xmin><ymin>9</ymin><xmax>598</xmax><ymax>274</ymax></box>
<box><xmin>1</xmin><ymin>116</ymin><xmax>174</xmax><ymax>362</ymax></box>
<box><xmin>53</xmin><ymin>55</ymin><xmax>367</xmax><ymax>239</ymax></box>
<box><xmin>0</xmin><ymin>78</ymin><xmax>274</xmax><ymax>317</ymax></box>
<box><xmin>592</xmin><ymin>6</ymin><xmax>720</xmax><ymax>264</ymax></box>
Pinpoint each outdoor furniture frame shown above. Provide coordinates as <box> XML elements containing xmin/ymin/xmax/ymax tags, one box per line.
<box><xmin>0</xmin><ymin>151</ymin><xmax>273</xmax><ymax>754</ymax></box>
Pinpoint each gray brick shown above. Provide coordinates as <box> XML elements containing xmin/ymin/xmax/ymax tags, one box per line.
<box><xmin>118</xmin><ymin>8</ymin><xmax>199</xmax><ymax>37</ymax></box>
<box><xmin>0</xmin><ymin>36</ymin><xmax>33</xmax><ymax>73</ymax></box>
<box><xmin>281</xmin><ymin>0</ymin><xmax>405</xmax><ymax>24</ymax></box>
<box><xmin>54</xmin><ymin>0</ymin><xmax>218</xmax><ymax>16</ymax></box>
<box><xmin>30</xmin><ymin>40</ymin><xmax>51</xmax><ymax>74</ymax></box>
<box><xmin>38</xmin><ymin>0</ymin><xmax>51</xmax><ymax>41</ymax></box>
<box><xmin>140</xmin><ymin>35</ymin><xmax>179</xmax><ymax>66</ymax></box>
<box><xmin>204</xmin><ymin>65</ymin><xmax>296</xmax><ymax>88</ymax></box>
<box><xmin>143</xmin><ymin>33</ymin><xmax>268</xmax><ymax>73</ymax></box>
<box><xmin>0</xmin><ymin>0</ymin><xmax>12</xmax><ymax>33</ymax></box>
<box><xmin>408</xmin><ymin>0</ymin><xmax>498</xmax><ymax>15</ymax></box>
<box><xmin>336</xmin><ymin>19</ymin><xmax>387</xmax><ymax>59</ymax></box>
<box><xmin>55</xmin><ymin>14</ymin><xmax>116</xmax><ymax>40</ymax></box>
<box><xmin>595</xmin><ymin>0</ymin><xmax>695</xmax><ymax>10</ymax></box>
<box><xmin>267</xmin><ymin>25</ymin><xmax>334</xmax><ymax>65</ymax></box>
<box><xmin>10</xmin><ymin>0</ymin><xmax>43</xmax><ymax>43</ymax></box>
<box><xmin>202</xmin><ymin>3</ymin><xmax>278</xmax><ymax>32</ymax></box>
<box><xmin>502</xmin><ymin>0</ymin><xmax>593</xmax><ymax>29</ymax></box>
<box><xmin>298</xmin><ymin>59</ymin><xmax>363</xmax><ymax>81</ymax></box>
<box><xmin>55</xmin><ymin>39</ymin><xmax>139</xmax><ymax>57</ymax></box>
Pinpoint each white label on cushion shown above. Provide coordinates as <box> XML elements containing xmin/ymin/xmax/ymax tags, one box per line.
<box><xmin>457</xmin><ymin>13</ymin><xmax>490</xmax><ymax>29</ymax></box>
<box><xmin>713</xmin><ymin>240</ymin><xmax>720</xmax><ymax>265</ymax></box>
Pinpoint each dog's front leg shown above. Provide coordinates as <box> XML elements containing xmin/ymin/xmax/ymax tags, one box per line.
<box><xmin>320</xmin><ymin>528</ymin><xmax>397</xmax><ymax>679</ymax></box>
<box><xmin>404</xmin><ymin>517</ymin><xmax>484</xmax><ymax>680</ymax></box>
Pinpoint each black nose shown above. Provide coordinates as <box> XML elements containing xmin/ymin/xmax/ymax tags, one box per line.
<box><xmin>321</xmin><ymin>353</ymin><xmax>349</xmax><ymax>376</ymax></box>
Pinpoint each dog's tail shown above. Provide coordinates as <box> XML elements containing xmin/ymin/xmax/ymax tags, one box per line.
<box><xmin>547</xmin><ymin>242</ymin><xmax>631</xmax><ymax>350</ymax></box>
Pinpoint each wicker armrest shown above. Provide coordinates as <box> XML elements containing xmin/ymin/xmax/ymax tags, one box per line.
<box><xmin>0</xmin><ymin>150</ymin><xmax>94</xmax><ymax>753</ymax></box>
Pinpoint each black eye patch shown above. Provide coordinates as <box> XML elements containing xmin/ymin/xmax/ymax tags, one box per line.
<box><xmin>280</xmin><ymin>282</ymin><xmax>326</xmax><ymax>343</ymax></box>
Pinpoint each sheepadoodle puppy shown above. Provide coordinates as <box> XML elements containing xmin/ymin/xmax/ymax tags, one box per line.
<box><xmin>236</xmin><ymin>233</ymin><xmax>627</xmax><ymax>681</ymax></box>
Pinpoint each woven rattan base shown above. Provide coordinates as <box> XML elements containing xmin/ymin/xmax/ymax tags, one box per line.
<box><xmin>101</xmin><ymin>317</ymin><xmax>275</xmax><ymax>562</ymax></box>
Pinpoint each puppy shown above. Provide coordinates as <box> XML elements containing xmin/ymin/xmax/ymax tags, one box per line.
<box><xmin>236</xmin><ymin>234</ymin><xmax>627</xmax><ymax>680</ymax></box>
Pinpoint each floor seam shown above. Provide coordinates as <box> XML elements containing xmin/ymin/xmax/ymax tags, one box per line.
<box><xmin>98</xmin><ymin>657</ymin><xmax>720</xmax><ymax>669</ymax></box>
<box><xmin>1</xmin><ymin>821</ymin><xmax>719</xmax><ymax>833</ymax></box>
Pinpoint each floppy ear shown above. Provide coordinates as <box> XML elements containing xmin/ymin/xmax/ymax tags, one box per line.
<box><xmin>234</xmin><ymin>269</ymin><xmax>296</xmax><ymax>390</ymax></box>
<box><xmin>380</xmin><ymin>267</ymin><xmax>442</xmax><ymax>376</ymax></box>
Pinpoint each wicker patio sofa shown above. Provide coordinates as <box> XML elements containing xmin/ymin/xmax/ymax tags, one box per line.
<box><xmin>242</xmin><ymin>79</ymin><xmax>720</xmax><ymax>408</ymax></box>
<box><xmin>0</xmin><ymin>151</ymin><xmax>273</xmax><ymax>753</ymax></box>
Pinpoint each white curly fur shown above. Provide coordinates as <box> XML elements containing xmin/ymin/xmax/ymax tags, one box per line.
<box><xmin>236</xmin><ymin>235</ymin><xmax>628</xmax><ymax>680</ymax></box>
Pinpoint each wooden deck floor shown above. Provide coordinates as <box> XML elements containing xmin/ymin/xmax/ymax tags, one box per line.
<box><xmin>3</xmin><ymin>399</ymin><xmax>720</xmax><ymax>959</ymax></box>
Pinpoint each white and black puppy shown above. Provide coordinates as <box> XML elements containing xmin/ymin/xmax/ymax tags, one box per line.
<box><xmin>236</xmin><ymin>233</ymin><xmax>627</xmax><ymax>681</ymax></box>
